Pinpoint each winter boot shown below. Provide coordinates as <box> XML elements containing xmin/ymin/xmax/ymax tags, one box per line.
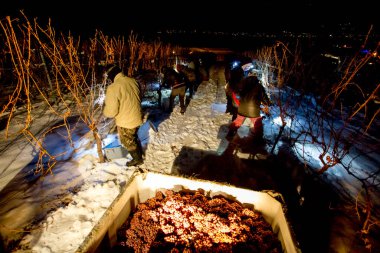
<box><xmin>180</xmin><ymin>106</ymin><xmax>186</xmax><ymax>114</ymax></box>
<box><xmin>126</xmin><ymin>148</ymin><xmax>143</xmax><ymax>167</ymax></box>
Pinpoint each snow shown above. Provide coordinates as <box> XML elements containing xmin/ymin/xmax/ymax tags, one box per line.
<box><xmin>0</xmin><ymin>78</ymin><xmax>379</xmax><ymax>252</ymax></box>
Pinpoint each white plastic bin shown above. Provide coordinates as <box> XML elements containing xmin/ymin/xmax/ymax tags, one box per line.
<box><xmin>77</xmin><ymin>171</ymin><xmax>300</xmax><ymax>253</ymax></box>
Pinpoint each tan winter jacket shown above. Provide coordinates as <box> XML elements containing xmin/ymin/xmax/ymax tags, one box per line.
<box><xmin>103</xmin><ymin>73</ymin><xmax>143</xmax><ymax>129</ymax></box>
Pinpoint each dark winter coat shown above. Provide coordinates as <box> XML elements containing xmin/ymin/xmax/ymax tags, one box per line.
<box><xmin>209</xmin><ymin>61</ymin><xmax>227</xmax><ymax>85</ymax></box>
<box><xmin>162</xmin><ymin>68</ymin><xmax>186</xmax><ymax>89</ymax></box>
<box><xmin>179</xmin><ymin>66</ymin><xmax>197</xmax><ymax>83</ymax></box>
<box><xmin>226</xmin><ymin>67</ymin><xmax>244</xmax><ymax>102</ymax></box>
<box><xmin>237</xmin><ymin>76</ymin><xmax>270</xmax><ymax>118</ymax></box>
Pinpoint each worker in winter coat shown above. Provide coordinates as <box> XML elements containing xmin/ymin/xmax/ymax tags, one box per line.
<box><xmin>177</xmin><ymin>64</ymin><xmax>197</xmax><ymax>100</ymax></box>
<box><xmin>162</xmin><ymin>66</ymin><xmax>187</xmax><ymax>114</ymax></box>
<box><xmin>103</xmin><ymin>64</ymin><xmax>144</xmax><ymax>166</ymax></box>
<box><xmin>226</xmin><ymin>70</ymin><xmax>271</xmax><ymax>141</ymax></box>
<box><xmin>225</xmin><ymin>66</ymin><xmax>244</xmax><ymax>121</ymax></box>
<box><xmin>209</xmin><ymin>56</ymin><xmax>227</xmax><ymax>87</ymax></box>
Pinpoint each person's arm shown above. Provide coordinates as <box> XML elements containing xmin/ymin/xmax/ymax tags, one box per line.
<box><xmin>103</xmin><ymin>86</ymin><xmax>119</xmax><ymax>118</ymax></box>
<box><xmin>232</xmin><ymin>91</ymin><xmax>240</xmax><ymax>107</ymax></box>
<box><xmin>260</xmin><ymin>85</ymin><xmax>271</xmax><ymax>115</ymax></box>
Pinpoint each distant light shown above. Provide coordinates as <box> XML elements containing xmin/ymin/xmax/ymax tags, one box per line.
<box><xmin>232</xmin><ymin>61</ymin><xmax>240</xmax><ymax>69</ymax></box>
<box><xmin>360</xmin><ymin>49</ymin><xmax>370</xmax><ymax>54</ymax></box>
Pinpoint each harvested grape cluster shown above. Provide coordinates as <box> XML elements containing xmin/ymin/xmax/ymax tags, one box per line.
<box><xmin>116</xmin><ymin>189</ymin><xmax>281</xmax><ymax>252</ymax></box>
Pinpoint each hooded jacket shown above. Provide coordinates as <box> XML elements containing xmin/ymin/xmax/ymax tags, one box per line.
<box><xmin>103</xmin><ymin>73</ymin><xmax>143</xmax><ymax>129</ymax></box>
<box><xmin>237</xmin><ymin>76</ymin><xmax>270</xmax><ymax>118</ymax></box>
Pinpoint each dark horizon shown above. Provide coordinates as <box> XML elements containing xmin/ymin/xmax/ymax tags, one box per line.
<box><xmin>1</xmin><ymin>0</ymin><xmax>378</xmax><ymax>38</ymax></box>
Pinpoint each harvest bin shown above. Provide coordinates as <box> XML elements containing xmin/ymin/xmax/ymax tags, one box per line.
<box><xmin>102</xmin><ymin>138</ymin><xmax>128</xmax><ymax>160</ymax></box>
<box><xmin>77</xmin><ymin>171</ymin><xmax>300</xmax><ymax>253</ymax></box>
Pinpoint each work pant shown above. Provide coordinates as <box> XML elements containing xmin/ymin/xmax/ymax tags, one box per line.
<box><xmin>117</xmin><ymin>126</ymin><xmax>140</xmax><ymax>152</ymax></box>
<box><xmin>186</xmin><ymin>81</ymin><xmax>196</xmax><ymax>98</ymax></box>
<box><xmin>229</xmin><ymin>115</ymin><xmax>263</xmax><ymax>137</ymax></box>
<box><xmin>169</xmin><ymin>86</ymin><xmax>186</xmax><ymax>111</ymax></box>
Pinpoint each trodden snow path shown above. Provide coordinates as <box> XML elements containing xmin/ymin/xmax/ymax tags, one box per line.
<box><xmin>140</xmin><ymin>80</ymin><xmax>235</xmax><ymax>175</ymax></box>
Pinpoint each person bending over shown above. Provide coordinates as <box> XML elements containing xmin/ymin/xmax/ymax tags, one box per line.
<box><xmin>226</xmin><ymin>73</ymin><xmax>271</xmax><ymax>141</ymax></box>
<box><xmin>103</xmin><ymin>64</ymin><xmax>144</xmax><ymax>166</ymax></box>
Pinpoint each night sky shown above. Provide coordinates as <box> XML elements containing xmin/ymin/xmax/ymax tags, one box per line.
<box><xmin>1</xmin><ymin>0</ymin><xmax>378</xmax><ymax>36</ymax></box>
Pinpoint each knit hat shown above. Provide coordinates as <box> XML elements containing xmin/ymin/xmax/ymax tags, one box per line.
<box><xmin>104</xmin><ymin>64</ymin><xmax>121</xmax><ymax>82</ymax></box>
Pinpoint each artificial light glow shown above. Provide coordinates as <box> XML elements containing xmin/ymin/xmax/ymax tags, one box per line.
<box><xmin>293</xmin><ymin>143</ymin><xmax>324</xmax><ymax>168</ymax></box>
<box><xmin>242</xmin><ymin>63</ymin><xmax>254</xmax><ymax>72</ymax></box>
<box><xmin>152</xmin><ymin>82</ymin><xmax>161</xmax><ymax>90</ymax></box>
<box><xmin>272</xmin><ymin>116</ymin><xmax>292</xmax><ymax>127</ymax></box>
<box><xmin>232</xmin><ymin>61</ymin><xmax>240</xmax><ymax>69</ymax></box>
<box><xmin>293</xmin><ymin>143</ymin><xmax>343</xmax><ymax>177</ymax></box>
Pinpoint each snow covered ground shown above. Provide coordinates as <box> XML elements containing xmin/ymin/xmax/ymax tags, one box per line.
<box><xmin>0</xmin><ymin>78</ymin><xmax>379</xmax><ymax>252</ymax></box>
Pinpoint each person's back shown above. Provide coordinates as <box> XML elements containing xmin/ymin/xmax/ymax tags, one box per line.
<box><xmin>103</xmin><ymin>72</ymin><xmax>142</xmax><ymax>129</ymax></box>
<box><xmin>238</xmin><ymin>76</ymin><xmax>269</xmax><ymax>118</ymax></box>
<box><xmin>162</xmin><ymin>67</ymin><xmax>186</xmax><ymax>88</ymax></box>
<box><xmin>177</xmin><ymin>64</ymin><xmax>197</xmax><ymax>99</ymax></box>
<box><xmin>226</xmin><ymin>74</ymin><xmax>271</xmax><ymax>141</ymax></box>
<box><xmin>103</xmin><ymin>64</ymin><xmax>144</xmax><ymax>166</ymax></box>
<box><xmin>181</xmin><ymin>66</ymin><xmax>197</xmax><ymax>83</ymax></box>
<box><xmin>209</xmin><ymin>61</ymin><xmax>227</xmax><ymax>86</ymax></box>
<box><xmin>162</xmin><ymin>66</ymin><xmax>187</xmax><ymax>114</ymax></box>
<box><xmin>188</xmin><ymin>60</ymin><xmax>196</xmax><ymax>70</ymax></box>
